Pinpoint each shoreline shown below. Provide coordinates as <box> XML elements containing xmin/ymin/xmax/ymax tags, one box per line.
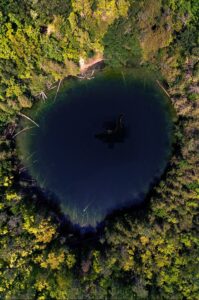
<box><xmin>79</xmin><ymin>54</ymin><xmax>104</xmax><ymax>74</ymax></box>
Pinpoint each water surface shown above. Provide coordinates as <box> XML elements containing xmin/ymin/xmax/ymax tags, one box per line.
<box><xmin>17</xmin><ymin>70</ymin><xmax>174</xmax><ymax>226</ymax></box>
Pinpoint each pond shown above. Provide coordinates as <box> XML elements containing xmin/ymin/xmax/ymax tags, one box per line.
<box><xmin>17</xmin><ymin>70</ymin><xmax>174</xmax><ymax>226</ymax></box>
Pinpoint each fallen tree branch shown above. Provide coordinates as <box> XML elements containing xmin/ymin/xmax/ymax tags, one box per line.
<box><xmin>18</xmin><ymin>112</ymin><xmax>39</xmax><ymax>127</ymax></box>
<box><xmin>13</xmin><ymin>126</ymin><xmax>35</xmax><ymax>138</ymax></box>
<box><xmin>77</xmin><ymin>70</ymin><xmax>95</xmax><ymax>80</ymax></box>
<box><xmin>53</xmin><ymin>79</ymin><xmax>62</xmax><ymax>102</ymax></box>
<box><xmin>156</xmin><ymin>80</ymin><xmax>171</xmax><ymax>99</ymax></box>
<box><xmin>25</xmin><ymin>151</ymin><xmax>37</xmax><ymax>161</ymax></box>
<box><xmin>121</xmin><ymin>71</ymin><xmax>126</xmax><ymax>86</ymax></box>
<box><xmin>40</xmin><ymin>91</ymin><xmax>48</xmax><ymax>101</ymax></box>
<box><xmin>35</xmin><ymin>91</ymin><xmax>48</xmax><ymax>100</ymax></box>
<box><xmin>49</xmin><ymin>85</ymin><xmax>57</xmax><ymax>90</ymax></box>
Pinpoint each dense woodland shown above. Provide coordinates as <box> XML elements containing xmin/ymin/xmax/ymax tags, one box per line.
<box><xmin>0</xmin><ymin>0</ymin><xmax>198</xmax><ymax>299</ymax></box>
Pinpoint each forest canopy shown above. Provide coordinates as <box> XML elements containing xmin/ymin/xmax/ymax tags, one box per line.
<box><xmin>0</xmin><ymin>0</ymin><xmax>198</xmax><ymax>299</ymax></box>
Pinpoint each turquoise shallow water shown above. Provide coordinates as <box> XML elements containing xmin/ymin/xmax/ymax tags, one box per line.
<box><xmin>17</xmin><ymin>71</ymin><xmax>174</xmax><ymax>226</ymax></box>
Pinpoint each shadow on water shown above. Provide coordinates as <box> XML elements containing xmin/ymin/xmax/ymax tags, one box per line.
<box><xmin>17</xmin><ymin>128</ymin><xmax>178</xmax><ymax>249</ymax></box>
<box><xmin>17</xmin><ymin>69</ymin><xmax>175</xmax><ymax>229</ymax></box>
<box><xmin>94</xmin><ymin>113</ymin><xmax>128</xmax><ymax>148</ymax></box>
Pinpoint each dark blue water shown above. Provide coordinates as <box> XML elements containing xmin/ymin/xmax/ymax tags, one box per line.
<box><xmin>18</xmin><ymin>72</ymin><xmax>173</xmax><ymax>226</ymax></box>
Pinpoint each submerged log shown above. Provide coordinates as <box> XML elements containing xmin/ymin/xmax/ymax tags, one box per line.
<box><xmin>53</xmin><ymin>79</ymin><xmax>62</xmax><ymax>102</ymax></box>
<box><xmin>18</xmin><ymin>112</ymin><xmax>39</xmax><ymax>127</ymax></box>
<box><xmin>156</xmin><ymin>80</ymin><xmax>171</xmax><ymax>99</ymax></box>
<box><xmin>13</xmin><ymin>126</ymin><xmax>35</xmax><ymax>138</ymax></box>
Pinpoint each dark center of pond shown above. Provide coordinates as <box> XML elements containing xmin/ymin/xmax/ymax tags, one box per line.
<box><xmin>18</xmin><ymin>71</ymin><xmax>174</xmax><ymax>227</ymax></box>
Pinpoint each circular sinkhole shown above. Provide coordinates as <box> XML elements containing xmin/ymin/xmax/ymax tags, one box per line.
<box><xmin>17</xmin><ymin>70</ymin><xmax>174</xmax><ymax>226</ymax></box>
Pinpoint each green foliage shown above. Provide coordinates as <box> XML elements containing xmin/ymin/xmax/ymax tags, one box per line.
<box><xmin>0</xmin><ymin>0</ymin><xmax>131</xmax><ymax>114</ymax></box>
<box><xmin>0</xmin><ymin>0</ymin><xmax>198</xmax><ymax>299</ymax></box>
<box><xmin>103</xmin><ymin>17</ymin><xmax>142</xmax><ymax>68</ymax></box>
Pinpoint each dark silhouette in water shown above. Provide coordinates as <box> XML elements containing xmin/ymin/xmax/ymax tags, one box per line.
<box><xmin>18</xmin><ymin>73</ymin><xmax>173</xmax><ymax>226</ymax></box>
<box><xmin>95</xmin><ymin>114</ymin><xmax>126</xmax><ymax>147</ymax></box>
